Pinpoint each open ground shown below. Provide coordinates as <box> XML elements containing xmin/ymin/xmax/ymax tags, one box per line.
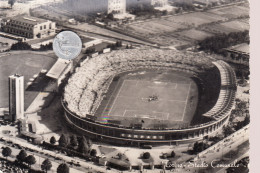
<box><xmin>0</xmin><ymin>51</ymin><xmax>56</xmax><ymax>108</ymax></box>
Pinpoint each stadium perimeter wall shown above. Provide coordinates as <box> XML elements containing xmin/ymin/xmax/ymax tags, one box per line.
<box><xmin>62</xmin><ymin>60</ymin><xmax>236</xmax><ymax>146</ymax></box>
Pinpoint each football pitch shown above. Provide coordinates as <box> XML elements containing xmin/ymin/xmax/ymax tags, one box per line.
<box><xmin>96</xmin><ymin>70</ymin><xmax>198</xmax><ymax>128</ymax></box>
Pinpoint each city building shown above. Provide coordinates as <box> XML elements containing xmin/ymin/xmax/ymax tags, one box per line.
<box><xmin>108</xmin><ymin>0</ymin><xmax>126</xmax><ymax>14</ymax></box>
<box><xmin>223</xmin><ymin>43</ymin><xmax>249</xmax><ymax>66</ymax></box>
<box><xmin>64</xmin><ymin>0</ymin><xmax>126</xmax><ymax>15</ymax></box>
<box><xmin>151</xmin><ymin>0</ymin><xmax>168</xmax><ymax>7</ymax></box>
<box><xmin>8</xmin><ymin>74</ymin><xmax>24</xmax><ymax>122</ymax></box>
<box><xmin>126</xmin><ymin>0</ymin><xmax>168</xmax><ymax>8</ymax></box>
<box><xmin>2</xmin><ymin>15</ymin><xmax>56</xmax><ymax>39</ymax></box>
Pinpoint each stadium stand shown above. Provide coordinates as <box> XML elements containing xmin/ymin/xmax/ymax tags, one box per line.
<box><xmin>61</xmin><ymin>49</ymin><xmax>237</xmax><ymax>145</ymax></box>
<box><xmin>203</xmin><ymin>61</ymin><xmax>237</xmax><ymax>120</ymax></box>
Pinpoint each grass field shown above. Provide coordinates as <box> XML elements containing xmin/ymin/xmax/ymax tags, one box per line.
<box><xmin>220</xmin><ymin>20</ymin><xmax>250</xmax><ymax>32</ymax></box>
<box><xmin>165</xmin><ymin>12</ymin><xmax>225</xmax><ymax>27</ymax></box>
<box><xmin>208</xmin><ymin>5</ymin><xmax>249</xmax><ymax>18</ymax></box>
<box><xmin>201</xmin><ymin>19</ymin><xmax>249</xmax><ymax>34</ymax></box>
<box><xmin>0</xmin><ymin>51</ymin><xmax>56</xmax><ymax>108</ymax></box>
<box><xmin>177</xmin><ymin>29</ymin><xmax>213</xmax><ymax>41</ymax></box>
<box><xmin>95</xmin><ymin>70</ymin><xmax>198</xmax><ymax>129</ymax></box>
<box><xmin>118</xmin><ymin>3</ymin><xmax>249</xmax><ymax>46</ymax></box>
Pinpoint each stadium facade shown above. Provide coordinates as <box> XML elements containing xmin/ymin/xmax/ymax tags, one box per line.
<box><xmin>62</xmin><ymin>49</ymin><xmax>236</xmax><ymax>146</ymax></box>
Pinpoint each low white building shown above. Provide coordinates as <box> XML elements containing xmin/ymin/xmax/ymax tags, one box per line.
<box><xmin>46</xmin><ymin>59</ymin><xmax>72</xmax><ymax>90</ymax></box>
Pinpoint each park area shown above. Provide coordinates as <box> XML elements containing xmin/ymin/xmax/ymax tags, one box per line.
<box><xmin>0</xmin><ymin>51</ymin><xmax>56</xmax><ymax>109</ymax></box>
<box><xmin>95</xmin><ymin>70</ymin><xmax>199</xmax><ymax>129</ymax></box>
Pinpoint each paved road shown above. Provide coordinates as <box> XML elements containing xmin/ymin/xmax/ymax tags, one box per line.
<box><xmin>62</xmin><ymin>24</ymin><xmax>155</xmax><ymax>47</ymax></box>
<box><xmin>173</xmin><ymin>125</ymin><xmax>249</xmax><ymax>173</ymax></box>
<box><xmin>215</xmin><ymin>151</ymin><xmax>249</xmax><ymax>173</ymax></box>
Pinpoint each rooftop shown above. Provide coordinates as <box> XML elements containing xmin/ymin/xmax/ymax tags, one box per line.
<box><xmin>46</xmin><ymin>59</ymin><xmax>71</xmax><ymax>79</ymax></box>
<box><xmin>9</xmin><ymin>74</ymin><xmax>23</xmax><ymax>78</ymax></box>
<box><xmin>10</xmin><ymin>15</ymin><xmax>49</xmax><ymax>25</ymax></box>
<box><xmin>225</xmin><ymin>43</ymin><xmax>249</xmax><ymax>56</ymax></box>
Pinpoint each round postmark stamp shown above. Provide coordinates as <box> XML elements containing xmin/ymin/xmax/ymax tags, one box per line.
<box><xmin>53</xmin><ymin>31</ymin><xmax>82</xmax><ymax>60</ymax></box>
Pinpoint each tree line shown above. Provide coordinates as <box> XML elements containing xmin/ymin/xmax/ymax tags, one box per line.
<box><xmin>197</xmin><ymin>30</ymin><xmax>249</xmax><ymax>55</ymax></box>
<box><xmin>10</xmin><ymin>41</ymin><xmax>53</xmax><ymax>51</ymax></box>
<box><xmin>2</xmin><ymin>147</ymin><xmax>69</xmax><ymax>173</ymax></box>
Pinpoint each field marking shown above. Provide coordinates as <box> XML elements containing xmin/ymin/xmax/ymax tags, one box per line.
<box><xmin>122</xmin><ymin>109</ymin><xmax>128</xmax><ymax>117</ymax></box>
<box><xmin>147</xmin><ymin>84</ymin><xmax>177</xmax><ymax>89</ymax></box>
<box><xmin>152</xmin><ymin>111</ymin><xmax>170</xmax><ymax>120</ymax></box>
<box><xmin>102</xmin><ymin>78</ymin><xmax>126</xmax><ymax>116</ymax></box>
<box><xmin>125</xmin><ymin>79</ymin><xmax>190</xmax><ymax>86</ymax></box>
<box><xmin>122</xmin><ymin>109</ymin><xmax>170</xmax><ymax>120</ymax></box>
<box><xmin>107</xmin><ymin>79</ymin><xmax>126</xmax><ymax>116</ymax></box>
<box><xmin>140</xmin><ymin>97</ymin><xmax>186</xmax><ymax>103</ymax></box>
<box><xmin>181</xmin><ymin>82</ymin><xmax>191</xmax><ymax>121</ymax></box>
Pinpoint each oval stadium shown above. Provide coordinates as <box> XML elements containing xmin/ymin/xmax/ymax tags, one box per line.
<box><xmin>62</xmin><ymin>48</ymin><xmax>237</xmax><ymax>146</ymax></box>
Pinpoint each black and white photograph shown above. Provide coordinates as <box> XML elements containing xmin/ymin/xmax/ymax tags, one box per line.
<box><xmin>0</xmin><ymin>0</ymin><xmax>251</xmax><ymax>172</ymax></box>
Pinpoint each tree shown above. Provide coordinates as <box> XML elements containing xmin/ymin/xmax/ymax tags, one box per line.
<box><xmin>16</xmin><ymin>150</ymin><xmax>27</xmax><ymax>163</ymax></box>
<box><xmin>70</xmin><ymin>135</ymin><xmax>78</xmax><ymax>148</ymax></box>
<box><xmin>107</xmin><ymin>13</ymin><xmax>114</xmax><ymax>20</ymax></box>
<box><xmin>58</xmin><ymin>134</ymin><xmax>68</xmax><ymax>147</ymax></box>
<box><xmin>193</xmin><ymin>142</ymin><xmax>210</xmax><ymax>153</ymax></box>
<box><xmin>85</xmin><ymin>47</ymin><xmax>95</xmax><ymax>54</ymax></box>
<box><xmin>25</xmin><ymin>155</ymin><xmax>36</xmax><ymax>168</ymax></box>
<box><xmin>117</xmin><ymin>153</ymin><xmax>123</xmax><ymax>160</ymax></box>
<box><xmin>39</xmin><ymin>42</ymin><xmax>53</xmax><ymax>51</ymax></box>
<box><xmin>243</xmin><ymin>115</ymin><xmax>250</xmax><ymax>126</ymax></box>
<box><xmin>86</xmin><ymin>138</ymin><xmax>92</xmax><ymax>148</ymax></box>
<box><xmin>171</xmin><ymin>151</ymin><xmax>176</xmax><ymax>158</ymax></box>
<box><xmin>78</xmin><ymin>136</ymin><xmax>89</xmax><ymax>154</ymax></box>
<box><xmin>90</xmin><ymin>149</ymin><xmax>97</xmax><ymax>157</ymax></box>
<box><xmin>8</xmin><ymin>0</ymin><xmax>16</xmax><ymax>8</ymax></box>
<box><xmin>50</xmin><ymin>136</ymin><xmax>56</xmax><ymax>145</ymax></box>
<box><xmin>143</xmin><ymin>152</ymin><xmax>151</xmax><ymax>159</ymax></box>
<box><xmin>115</xmin><ymin>40</ymin><xmax>122</xmax><ymax>47</ymax></box>
<box><xmin>175</xmin><ymin>7</ymin><xmax>182</xmax><ymax>14</ymax></box>
<box><xmin>57</xmin><ymin>163</ymin><xmax>70</xmax><ymax>173</ymax></box>
<box><xmin>11</xmin><ymin>41</ymin><xmax>31</xmax><ymax>50</ymax></box>
<box><xmin>234</xmin><ymin>121</ymin><xmax>244</xmax><ymax>131</ymax></box>
<box><xmin>223</xmin><ymin>125</ymin><xmax>235</xmax><ymax>137</ymax></box>
<box><xmin>2</xmin><ymin>147</ymin><xmax>12</xmax><ymax>160</ymax></box>
<box><xmin>162</xmin><ymin>10</ymin><xmax>167</xmax><ymax>16</ymax></box>
<box><xmin>41</xmin><ymin>158</ymin><xmax>52</xmax><ymax>173</ymax></box>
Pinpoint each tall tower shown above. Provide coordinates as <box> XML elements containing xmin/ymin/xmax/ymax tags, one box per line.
<box><xmin>9</xmin><ymin>74</ymin><xmax>24</xmax><ymax>122</ymax></box>
<box><xmin>108</xmin><ymin>0</ymin><xmax>126</xmax><ymax>14</ymax></box>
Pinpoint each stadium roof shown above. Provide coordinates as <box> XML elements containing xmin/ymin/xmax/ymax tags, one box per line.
<box><xmin>225</xmin><ymin>43</ymin><xmax>249</xmax><ymax>56</ymax></box>
<box><xmin>46</xmin><ymin>59</ymin><xmax>71</xmax><ymax>79</ymax></box>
